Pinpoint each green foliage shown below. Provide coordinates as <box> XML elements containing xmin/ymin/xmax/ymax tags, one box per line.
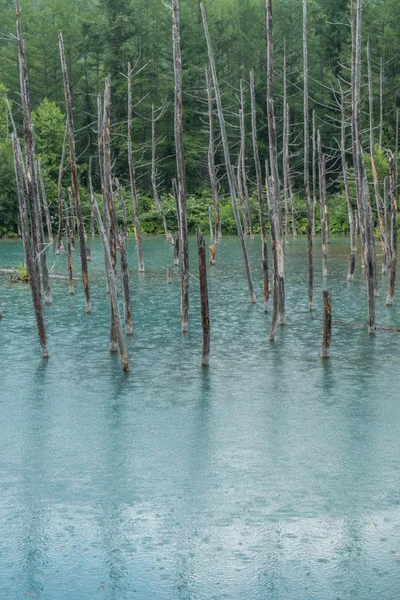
<box><xmin>16</xmin><ymin>263</ymin><xmax>29</xmax><ymax>282</ymax></box>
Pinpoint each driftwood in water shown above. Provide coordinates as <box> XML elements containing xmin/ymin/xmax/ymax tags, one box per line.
<box><xmin>303</xmin><ymin>0</ymin><xmax>314</xmax><ymax>311</ymax></box>
<box><xmin>250</xmin><ymin>70</ymin><xmax>269</xmax><ymax>312</ymax></box>
<box><xmin>59</xmin><ymin>30</ymin><xmax>91</xmax><ymax>313</ymax></box>
<box><xmin>340</xmin><ymin>89</ymin><xmax>356</xmax><ymax>282</ymax></box>
<box><xmin>197</xmin><ymin>229</ymin><xmax>210</xmax><ymax>367</ymax></box>
<box><xmin>367</xmin><ymin>41</ymin><xmax>387</xmax><ymax>274</ymax></box>
<box><xmin>317</xmin><ymin>131</ymin><xmax>328</xmax><ymax>278</ymax></box>
<box><xmin>91</xmin><ymin>196</ymin><xmax>129</xmax><ymax>373</ymax></box>
<box><xmin>127</xmin><ymin>63</ymin><xmax>145</xmax><ymax>272</ymax></box>
<box><xmin>151</xmin><ymin>104</ymin><xmax>171</xmax><ymax>242</ymax></box>
<box><xmin>209</xmin><ymin>243</ymin><xmax>216</xmax><ymax>266</ymax></box>
<box><xmin>38</xmin><ymin>159</ymin><xmax>53</xmax><ymax>244</ymax></box>
<box><xmin>320</xmin><ymin>290</ymin><xmax>332</xmax><ymax>358</ymax></box>
<box><xmin>205</xmin><ymin>67</ymin><xmax>220</xmax><ymax>242</ymax></box>
<box><xmin>201</xmin><ymin>3</ymin><xmax>256</xmax><ymax>304</ymax></box>
<box><xmin>266</xmin><ymin>0</ymin><xmax>284</xmax><ymax>323</ymax></box>
<box><xmin>118</xmin><ymin>232</ymin><xmax>133</xmax><ymax>335</ymax></box>
<box><xmin>56</xmin><ymin>124</ymin><xmax>67</xmax><ymax>255</ymax></box>
<box><xmin>172</xmin><ymin>0</ymin><xmax>190</xmax><ymax>331</ymax></box>
<box><xmin>386</xmin><ymin>151</ymin><xmax>397</xmax><ymax>306</ymax></box>
<box><xmin>12</xmin><ymin>131</ymin><xmax>49</xmax><ymax>358</ymax></box>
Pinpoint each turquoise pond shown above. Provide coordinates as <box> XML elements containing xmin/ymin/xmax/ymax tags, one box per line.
<box><xmin>1</xmin><ymin>235</ymin><xmax>400</xmax><ymax>599</ymax></box>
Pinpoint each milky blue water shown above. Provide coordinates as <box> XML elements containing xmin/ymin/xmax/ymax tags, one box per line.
<box><xmin>1</xmin><ymin>235</ymin><xmax>400</xmax><ymax>600</ymax></box>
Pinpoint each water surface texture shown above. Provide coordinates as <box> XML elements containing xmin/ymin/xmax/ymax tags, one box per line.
<box><xmin>1</xmin><ymin>236</ymin><xmax>400</xmax><ymax>600</ymax></box>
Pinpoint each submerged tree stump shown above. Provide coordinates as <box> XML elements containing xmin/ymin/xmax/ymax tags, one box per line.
<box><xmin>197</xmin><ymin>229</ymin><xmax>210</xmax><ymax>367</ymax></box>
<box><xmin>321</xmin><ymin>290</ymin><xmax>332</xmax><ymax>359</ymax></box>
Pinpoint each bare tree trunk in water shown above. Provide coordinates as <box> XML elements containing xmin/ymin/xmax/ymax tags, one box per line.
<box><xmin>303</xmin><ymin>0</ymin><xmax>314</xmax><ymax>311</ymax></box>
<box><xmin>103</xmin><ymin>76</ymin><xmax>118</xmax><ymax>353</ymax></box>
<box><xmin>250</xmin><ymin>70</ymin><xmax>269</xmax><ymax>312</ymax></box>
<box><xmin>265</xmin><ymin>162</ymin><xmax>278</xmax><ymax>341</ymax></box>
<box><xmin>117</xmin><ymin>180</ymin><xmax>128</xmax><ymax>237</ymax></box>
<box><xmin>16</xmin><ymin>0</ymin><xmax>51</xmax><ymax>305</ymax></box>
<box><xmin>197</xmin><ymin>229</ymin><xmax>210</xmax><ymax>367</ymax></box>
<box><xmin>91</xmin><ymin>196</ymin><xmax>129</xmax><ymax>373</ymax></box>
<box><xmin>354</xmin><ymin>0</ymin><xmax>376</xmax><ymax>332</ymax></box>
<box><xmin>318</xmin><ymin>131</ymin><xmax>328</xmax><ymax>278</ymax></box>
<box><xmin>312</xmin><ymin>111</ymin><xmax>317</xmax><ymax>236</ymax></box>
<box><xmin>172</xmin><ymin>178</ymin><xmax>180</xmax><ymax>266</ymax></box>
<box><xmin>386</xmin><ymin>151</ymin><xmax>397</xmax><ymax>306</ymax></box>
<box><xmin>12</xmin><ymin>131</ymin><xmax>49</xmax><ymax>358</ymax></box>
<box><xmin>118</xmin><ymin>232</ymin><xmax>133</xmax><ymax>336</ymax></box>
<box><xmin>340</xmin><ymin>90</ymin><xmax>356</xmax><ymax>281</ymax></box>
<box><xmin>201</xmin><ymin>3</ymin><xmax>256</xmax><ymax>304</ymax></box>
<box><xmin>266</xmin><ymin>0</ymin><xmax>285</xmax><ymax>323</ymax></box>
<box><xmin>127</xmin><ymin>63</ymin><xmax>144</xmax><ymax>272</ymax></box>
<box><xmin>240</xmin><ymin>82</ymin><xmax>254</xmax><ymax>239</ymax></box>
<box><xmin>56</xmin><ymin>124</ymin><xmax>67</xmax><ymax>255</ymax></box>
<box><xmin>383</xmin><ymin>176</ymin><xmax>392</xmax><ymax>268</ymax></box>
<box><xmin>282</xmin><ymin>39</ymin><xmax>290</xmax><ymax>244</ymax></box>
<box><xmin>321</xmin><ymin>290</ymin><xmax>332</xmax><ymax>358</ymax></box>
<box><xmin>38</xmin><ymin>159</ymin><xmax>53</xmax><ymax>244</ymax></box>
<box><xmin>205</xmin><ymin>67</ymin><xmax>220</xmax><ymax>242</ymax></box>
<box><xmin>59</xmin><ymin>30</ymin><xmax>91</xmax><ymax>313</ymax></box>
<box><xmin>151</xmin><ymin>104</ymin><xmax>171</xmax><ymax>242</ymax></box>
<box><xmin>286</xmin><ymin>105</ymin><xmax>297</xmax><ymax>237</ymax></box>
<box><xmin>167</xmin><ymin>267</ymin><xmax>173</xmax><ymax>284</ymax></box>
<box><xmin>236</xmin><ymin>150</ymin><xmax>248</xmax><ymax>235</ymax></box>
<box><xmin>172</xmin><ymin>0</ymin><xmax>190</xmax><ymax>330</ymax></box>
<box><xmin>65</xmin><ymin>202</ymin><xmax>74</xmax><ymax>295</ymax></box>
<box><xmin>367</xmin><ymin>41</ymin><xmax>387</xmax><ymax>274</ymax></box>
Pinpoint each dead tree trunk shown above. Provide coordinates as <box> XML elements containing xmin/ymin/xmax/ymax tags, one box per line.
<box><xmin>318</xmin><ymin>131</ymin><xmax>328</xmax><ymax>278</ymax></box>
<box><xmin>127</xmin><ymin>63</ymin><xmax>145</xmax><ymax>272</ymax></box>
<box><xmin>172</xmin><ymin>178</ymin><xmax>180</xmax><ymax>267</ymax></box>
<box><xmin>379</xmin><ymin>56</ymin><xmax>383</xmax><ymax>150</ymax></box>
<box><xmin>197</xmin><ymin>229</ymin><xmax>210</xmax><ymax>367</ymax></box>
<box><xmin>240</xmin><ymin>82</ymin><xmax>254</xmax><ymax>239</ymax></box>
<box><xmin>320</xmin><ymin>290</ymin><xmax>332</xmax><ymax>358</ymax></box>
<box><xmin>201</xmin><ymin>3</ymin><xmax>256</xmax><ymax>304</ymax></box>
<box><xmin>117</xmin><ymin>180</ymin><xmax>128</xmax><ymax>237</ymax></box>
<box><xmin>236</xmin><ymin>150</ymin><xmax>248</xmax><ymax>235</ymax></box>
<box><xmin>353</xmin><ymin>0</ymin><xmax>376</xmax><ymax>333</ymax></box>
<box><xmin>266</xmin><ymin>162</ymin><xmax>278</xmax><ymax>341</ymax></box>
<box><xmin>174</xmin><ymin>234</ymin><xmax>180</xmax><ymax>267</ymax></box>
<box><xmin>383</xmin><ymin>176</ymin><xmax>392</xmax><ymax>267</ymax></box>
<box><xmin>38</xmin><ymin>159</ymin><xmax>53</xmax><ymax>244</ymax></box>
<box><xmin>205</xmin><ymin>67</ymin><xmax>220</xmax><ymax>242</ymax></box>
<box><xmin>367</xmin><ymin>41</ymin><xmax>387</xmax><ymax>274</ymax></box>
<box><xmin>340</xmin><ymin>90</ymin><xmax>356</xmax><ymax>281</ymax></box>
<box><xmin>167</xmin><ymin>267</ymin><xmax>173</xmax><ymax>284</ymax></box>
<box><xmin>91</xmin><ymin>196</ymin><xmax>129</xmax><ymax>373</ymax></box>
<box><xmin>267</xmin><ymin>0</ymin><xmax>285</xmax><ymax>323</ymax></box>
<box><xmin>103</xmin><ymin>76</ymin><xmax>119</xmax><ymax>353</ymax></box>
<box><xmin>65</xmin><ymin>202</ymin><xmax>74</xmax><ymax>295</ymax></box>
<box><xmin>282</xmin><ymin>40</ymin><xmax>290</xmax><ymax>244</ymax></box>
<box><xmin>250</xmin><ymin>70</ymin><xmax>269</xmax><ymax>312</ymax></box>
<box><xmin>59</xmin><ymin>30</ymin><xmax>91</xmax><ymax>313</ymax></box>
<box><xmin>16</xmin><ymin>0</ymin><xmax>51</xmax><ymax>305</ymax></box>
<box><xmin>56</xmin><ymin>124</ymin><xmax>67</xmax><ymax>255</ymax></box>
<box><xmin>151</xmin><ymin>104</ymin><xmax>171</xmax><ymax>242</ymax></box>
<box><xmin>12</xmin><ymin>131</ymin><xmax>49</xmax><ymax>358</ymax></box>
<box><xmin>303</xmin><ymin>0</ymin><xmax>314</xmax><ymax>311</ymax></box>
<box><xmin>312</xmin><ymin>110</ymin><xmax>317</xmax><ymax>236</ymax></box>
<box><xmin>386</xmin><ymin>151</ymin><xmax>397</xmax><ymax>306</ymax></box>
<box><xmin>172</xmin><ymin>0</ymin><xmax>190</xmax><ymax>330</ymax></box>
<box><xmin>118</xmin><ymin>232</ymin><xmax>134</xmax><ymax>336</ymax></box>
<box><xmin>208</xmin><ymin>206</ymin><xmax>213</xmax><ymax>239</ymax></box>
<box><xmin>286</xmin><ymin>105</ymin><xmax>297</xmax><ymax>237</ymax></box>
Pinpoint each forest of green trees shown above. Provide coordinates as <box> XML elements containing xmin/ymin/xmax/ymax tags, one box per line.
<box><xmin>0</xmin><ymin>0</ymin><xmax>399</xmax><ymax>236</ymax></box>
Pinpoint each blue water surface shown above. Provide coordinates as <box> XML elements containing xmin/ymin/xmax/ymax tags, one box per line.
<box><xmin>0</xmin><ymin>235</ymin><xmax>400</xmax><ymax>600</ymax></box>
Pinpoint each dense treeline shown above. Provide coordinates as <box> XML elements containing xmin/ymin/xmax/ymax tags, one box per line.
<box><xmin>0</xmin><ymin>0</ymin><xmax>400</xmax><ymax>235</ymax></box>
